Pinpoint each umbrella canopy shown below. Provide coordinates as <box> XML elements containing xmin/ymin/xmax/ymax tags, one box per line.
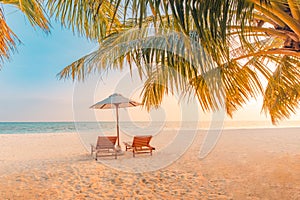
<box><xmin>90</xmin><ymin>93</ymin><xmax>142</xmax><ymax>147</ymax></box>
<box><xmin>90</xmin><ymin>93</ymin><xmax>141</xmax><ymax>109</ymax></box>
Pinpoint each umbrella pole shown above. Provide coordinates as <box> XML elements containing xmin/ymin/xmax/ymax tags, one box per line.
<box><xmin>116</xmin><ymin>104</ymin><xmax>120</xmax><ymax>147</ymax></box>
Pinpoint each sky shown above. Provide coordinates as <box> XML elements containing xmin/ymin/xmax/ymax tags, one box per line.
<box><xmin>0</xmin><ymin>5</ymin><xmax>299</xmax><ymax>124</ymax></box>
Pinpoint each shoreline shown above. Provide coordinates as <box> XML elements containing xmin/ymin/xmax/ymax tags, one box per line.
<box><xmin>1</xmin><ymin>125</ymin><xmax>300</xmax><ymax>135</ymax></box>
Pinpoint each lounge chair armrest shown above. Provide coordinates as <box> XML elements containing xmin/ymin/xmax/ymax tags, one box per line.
<box><xmin>123</xmin><ymin>141</ymin><xmax>133</xmax><ymax>152</ymax></box>
<box><xmin>123</xmin><ymin>142</ymin><xmax>132</xmax><ymax>147</ymax></box>
<box><xmin>149</xmin><ymin>146</ymin><xmax>155</xmax><ymax>150</ymax></box>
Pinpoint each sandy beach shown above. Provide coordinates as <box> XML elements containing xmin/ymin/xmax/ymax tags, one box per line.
<box><xmin>0</xmin><ymin>128</ymin><xmax>300</xmax><ymax>199</ymax></box>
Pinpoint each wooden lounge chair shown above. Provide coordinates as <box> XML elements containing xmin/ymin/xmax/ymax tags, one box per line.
<box><xmin>124</xmin><ymin>135</ymin><xmax>155</xmax><ymax>157</ymax></box>
<box><xmin>91</xmin><ymin>136</ymin><xmax>117</xmax><ymax>160</ymax></box>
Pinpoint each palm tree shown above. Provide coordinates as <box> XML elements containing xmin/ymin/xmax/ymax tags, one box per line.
<box><xmin>0</xmin><ymin>0</ymin><xmax>50</xmax><ymax>66</ymax></box>
<box><xmin>0</xmin><ymin>0</ymin><xmax>126</xmax><ymax>67</ymax></box>
<box><xmin>53</xmin><ymin>0</ymin><xmax>300</xmax><ymax>124</ymax></box>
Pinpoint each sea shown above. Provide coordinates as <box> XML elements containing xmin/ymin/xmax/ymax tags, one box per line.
<box><xmin>0</xmin><ymin>120</ymin><xmax>299</xmax><ymax>134</ymax></box>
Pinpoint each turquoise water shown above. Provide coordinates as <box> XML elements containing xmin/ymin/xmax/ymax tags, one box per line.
<box><xmin>0</xmin><ymin>121</ymin><xmax>204</xmax><ymax>134</ymax></box>
<box><xmin>0</xmin><ymin>121</ymin><xmax>167</xmax><ymax>134</ymax></box>
<box><xmin>0</xmin><ymin>120</ymin><xmax>299</xmax><ymax>134</ymax></box>
<box><xmin>0</xmin><ymin>122</ymin><xmax>77</xmax><ymax>134</ymax></box>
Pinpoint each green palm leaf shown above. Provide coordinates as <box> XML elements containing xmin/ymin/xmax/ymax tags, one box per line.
<box><xmin>1</xmin><ymin>0</ymin><xmax>50</xmax><ymax>32</ymax></box>
<box><xmin>56</xmin><ymin>0</ymin><xmax>300</xmax><ymax>124</ymax></box>
<box><xmin>0</xmin><ymin>0</ymin><xmax>50</xmax><ymax>67</ymax></box>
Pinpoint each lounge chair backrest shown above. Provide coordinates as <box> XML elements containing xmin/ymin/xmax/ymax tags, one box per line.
<box><xmin>132</xmin><ymin>135</ymin><xmax>152</xmax><ymax>147</ymax></box>
<box><xmin>96</xmin><ymin>136</ymin><xmax>117</xmax><ymax>149</ymax></box>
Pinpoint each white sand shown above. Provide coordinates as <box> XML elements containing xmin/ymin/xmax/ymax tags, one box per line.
<box><xmin>0</xmin><ymin>128</ymin><xmax>300</xmax><ymax>199</ymax></box>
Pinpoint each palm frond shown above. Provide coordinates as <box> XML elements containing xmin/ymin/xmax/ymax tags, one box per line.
<box><xmin>57</xmin><ymin>0</ymin><xmax>300</xmax><ymax>124</ymax></box>
<box><xmin>47</xmin><ymin>0</ymin><xmax>126</xmax><ymax>41</ymax></box>
<box><xmin>2</xmin><ymin>0</ymin><xmax>50</xmax><ymax>32</ymax></box>
<box><xmin>0</xmin><ymin>8</ymin><xmax>20</xmax><ymax>67</ymax></box>
<box><xmin>262</xmin><ymin>56</ymin><xmax>300</xmax><ymax>123</ymax></box>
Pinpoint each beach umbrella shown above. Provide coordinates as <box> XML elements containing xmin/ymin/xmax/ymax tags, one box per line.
<box><xmin>90</xmin><ymin>93</ymin><xmax>142</xmax><ymax>148</ymax></box>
